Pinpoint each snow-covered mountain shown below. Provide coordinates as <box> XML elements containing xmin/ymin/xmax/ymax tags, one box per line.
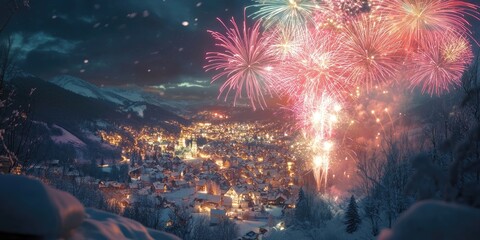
<box><xmin>103</xmin><ymin>86</ymin><xmax>192</xmax><ymax>113</ymax></box>
<box><xmin>50</xmin><ymin>75</ymin><xmax>131</xmax><ymax>106</ymax></box>
<box><xmin>50</xmin><ymin>75</ymin><xmax>195</xmax><ymax>115</ymax></box>
<box><xmin>8</xmin><ymin>75</ymin><xmax>187</xmax><ymax>164</ymax></box>
<box><xmin>12</xmin><ymin>75</ymin><xmax>188</xmax><ymax>129</ymax></box>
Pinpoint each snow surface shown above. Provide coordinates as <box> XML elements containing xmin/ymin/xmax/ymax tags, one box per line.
<box><xmin>51</xmin><ymin>124</ymin><xmax>86</xmax><ymax>148</ymax></box>
<box><xmin>70</xmin><ymin>208</ymin><xmax>180</xmax><ymax>240</ymax></box>
<box><xmin>378</xmin><ymin>200</ymin><xmax>480</xmax><ymax>240</ymax></box>
<box><xmin>124</xmin><ymin>104</ymin><xmax>147</xmax><ymax>118</ymax></box>
<box><xmin>0</xmin><ymin>175</ymin><xmax>180</xmax><ymax>240</ymax></box>
<box><xmin>266</xmin><ymin>206</ymin><xmax>283</xmax><ymax>218</ymax></box>
<box><xmin>236</xmin><ymin>219</ymin><xmax>266</xmax><ymax>236</ymax></box>
<box><xmin>0</xmin><ymin>175</ymin><xmax>85</xmax><ymax>238</ymax></box>
<box><xmin>50</xmin><ymin>75</ymin><xmax>129</xmax><ymax>105</ymax></box>
<box><xmin>163</xmin><ymin>187</ymin><xmax>196</xmax><ymax>202</ymax></box>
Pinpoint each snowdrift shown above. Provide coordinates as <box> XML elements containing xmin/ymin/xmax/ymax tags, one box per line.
<box><xmin>0</xmin><ymin>174</ymin><xmax>84</xmax><ymax>238</ymax></box>
<box><xmin>379</xmin><ymin>200</ymin><xmax>480</xmax><ymax>240</ymax></box>
<box><xmin>0</xmin><ymin>175</ymin><xmax>179</xmax><ymax>240</ymax></box>
<box><xmin>70</xmin><ymin>208</ymin><xmax>180</xmax><ymax>240</ymax></box>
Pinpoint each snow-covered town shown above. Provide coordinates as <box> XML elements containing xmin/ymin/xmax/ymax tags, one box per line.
<box><xmin>28</xmin><ymin>113</ymin><xmax>308</xmax><ymax>239</ymax></box>
<box><xmin>2</xmin><ymin>0</ymin><xmax>480</xmax><ymax>240</ymax></box>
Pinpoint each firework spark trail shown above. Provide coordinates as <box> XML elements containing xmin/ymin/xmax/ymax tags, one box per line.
<box><xmin>205</xmin><ymin>17</ymin><xmax>278</xmax><ymax>110</ymax></box>
<box><xmin>409</xmin><ymin>32</ymin><xmax>474</xmax><ymax>95</ymax></box>
<box><xmin>313</xmin><ymin>141</ymin><xmax>334</xmax><ymax>191</ymax></box>
<box><xmin>295</xmin><ymin>92</ymin><xmax>341</xmax><ymax>141</ymax></box>
<box><xmin>294</xmin><ymin>92</ymin><xmax>341</xmax><ymax>190</ymax></box>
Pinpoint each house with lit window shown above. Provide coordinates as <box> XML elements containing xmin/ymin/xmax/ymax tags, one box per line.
<box><xmin>224</xmin><ymin>186</ymin><xmax>245</xmax><ymax>208</ymax></box>
<box><xmin>195</xmin><ymin>179</ymin><xmax>207</xmax><ymax>193</ymax></box>
<box><xmin>152</xmin><ymin>181</ymin><xmax>169</xmax><ymax>193</ymax></box>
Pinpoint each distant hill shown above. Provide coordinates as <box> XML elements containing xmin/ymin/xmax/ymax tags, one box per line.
<box><xmin>8</xmin><ymin>76</ymin><xmax>189</xmax><ymax>162</ymax></box>
<box><xmin>50</xmin><ymin>75</ymin><xmax>132</xmax><ymax>106</ymax></box>
<box><xmin>49</xmin><ymin>75</ymin><xmax>203</xmax><ymax>116</ymax></box>
<box><xmin>12</xmin><ymin>76</ymin><xmax>188</xmax><ymax>128</ymax></box>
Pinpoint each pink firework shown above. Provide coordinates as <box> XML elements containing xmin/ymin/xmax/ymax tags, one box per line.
<box><xmin>379</xmin><ymin>0</ymin><xmax>479</xmax><ymax>49</ymax></box>
<box><xmin>271</xmin><ymin>28</ymin><xmax>347</xmax><ymax>101</ymax></box>
<box><xmin>409</xmin><ymin>32</ymin><xmax>474</xmax><ymax>95</ymax></box>
<box><xmin>340</xmin><ymin>16</ymin><xmax>403</xmax><ymax>89</ymax></box>
<box><xmin>205</xmin><ymin>17</ymin><xmax>278</xmax><ymax>110</ymax></box>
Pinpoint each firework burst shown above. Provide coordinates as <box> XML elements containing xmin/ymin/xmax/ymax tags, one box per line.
<box><xmin>379</xmin><ymin>0</ymin><xmax>479</xmax><ymax>49</ymax></box>
<box><xmin>249</xmin><ymin>0</ymin><xmax>320</xmax><ymax>32</ymax></box>
<box><xmin>272</xmin><ymin>29</ymin><xmax>347</xmax><ymax>100</ymax></box>
<box><xmin>340</xmin><ymin>16</ymin><xmax>403</xmax><ymax>89</ymax></box>
<box><xmin>205</xmin><ymin>0</ymin><xmax>479</xmax><ymax>192</ymax></box>
<box><xmin>409</xmin><ymin>32</ymin><xmax>474</xmax><ymax>95</ymax></box>
<box><xmin>205</xmin><ymin>17</ymin><xmax>278</xmax><ymax>110</ymax></box>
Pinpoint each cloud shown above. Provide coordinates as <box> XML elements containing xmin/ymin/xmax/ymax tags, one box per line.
<box><xmin>3</xmin><ymin>0</ymin><xmax>248</xmax><ymax>87</ymax></box>
<box><xmin>147</xmin><ymin>76</ymin><xmax>210</xmax><ymax>90</ymax></box>
<box><xmin>140</xmin><ymin>76</ymin><xmax>217</xmax><ymax>100</ymax></box>
<box><xmin>11</xmin><ymin>32</ymin><xmax>78</xmax><ymax>61</ymax></box>
<box><xmin>177</xmin><ymin>82</ymin><xmax>206</xmax><ymax>88</ymax></box>
<box><xmin>150</xmin><ymin>85</ymin><xmax>167</xmax><ymax>90</ymax></box>
<box><xmin>21</xmin><ymin>50</ymin><xmax>77</xmax><ymax>76</ymax></box>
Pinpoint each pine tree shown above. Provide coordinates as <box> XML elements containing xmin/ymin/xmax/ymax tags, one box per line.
<box><xmin>130</xmin><ymin>151</ymin><xmax>136</xmax><ymax>167</ymax></box>
<box><xmin>111</xmin><ymin>165</ymin><xmax>119</xmax><ymax>181</ymax></box>
<box><xmin>89</xmin><ymin>159</ymin><xmax>98</xmax><ymax>178</ymax></box>
<box><xmin>345</xmin><ymin>195</ymin><xmax>361</xmax><ymax>233</ymax></box>
<box><xmin>295</xmin><ymin>187</ymin><xmax>308</xmax><ymax>222</ymax></box>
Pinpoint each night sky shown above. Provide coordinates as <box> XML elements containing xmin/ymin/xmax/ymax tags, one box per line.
<box><xmin>2</xmin><ymin>0</ymin><xmax>247</xmax><ymax>89</ymax></box>
<box><xmin>1</xmin><ymin>0</ymin><xmax>480</xmax><ymax>97</ymax></box>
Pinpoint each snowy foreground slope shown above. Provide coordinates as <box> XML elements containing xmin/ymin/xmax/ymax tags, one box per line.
<box><xmin>379</xmin><ymin>200</ymin><xmax>480</xmax><ymax>240</ymax></box>
<box><xmin>2</xmin><ymin>174</ymin><xmax>479</xmax><ymax>240</ymax></box>
<box><xmin>0</xmin><ymin>175</ymin><xmax>179</xmax><ymax>240</ymax></box>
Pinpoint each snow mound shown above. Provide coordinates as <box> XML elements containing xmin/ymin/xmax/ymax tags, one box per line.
<box><xmin>0</xmin><ymin>175</ymin><xmax>180</xmax><ymax>240</ymax></box>
<box><xmin>378</xmin><ymin>200</ymin><xmax>480</xmax><ymax>240</ymax></box>
<box><xmin>0</xmin><ymin>175</ymin><xmax>85</xmax><ymax>238</ymax></box>
<box><xmin>236</xmin><ymin>219</ymin><xmax>266</xmax><ymax>236</ymax></box>
<box><xmin>70</xmin><ymin>208</ymin><xmax>180</xmax><ymax>240</ymax></box>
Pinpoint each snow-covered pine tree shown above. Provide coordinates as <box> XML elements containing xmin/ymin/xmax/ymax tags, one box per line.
<box><xmin>345</xmin><ymin>195</ymin><xmax>361</xmax><ymax>233</ymax></box>
<box><xmin>295</xmin><ymin>187</ymin><xmax>308</xmax><ymax>222</ymax></box>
